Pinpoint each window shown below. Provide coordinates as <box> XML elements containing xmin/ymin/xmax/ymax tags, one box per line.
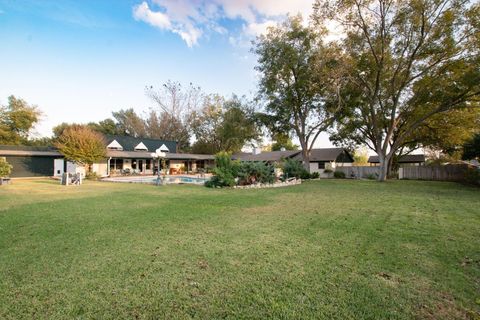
<box><xmin>107</xmin><ymin>140</ymin><xmax>123</xmax><ymax>150</ymax></box>
<box><xmin>132</xmin><ymin>160</ymin><xmax>137</xmax><ymax>170</ymax></box>
<box><xmin>134</xmin><ymin>142</ymin><xmax>148</xmax><ymax>151</ymax></box>
<box><xmin>146</xmin><ymin>159</ymin><xmax>151</xmax><ymax>170</ymax></box>
<box><xmin>109</xmin><ymin>159</ymin><xmax>123</xmax><ymax>171</ymax></box>
<box><xmin>318</xmin><ymin>162</ymin><xmax>326</xmax><ymax>169</ymax></box>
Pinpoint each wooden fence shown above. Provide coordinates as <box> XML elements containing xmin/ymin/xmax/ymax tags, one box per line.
<box><xmin>399</xmin><ymin>164</ymin><xmax>468</xmax><ymax>181</ymax></box>
<box><xmin>335</xmin><ymin>166</ymin><xmax>380</xmax><ymax>179</ymax></box>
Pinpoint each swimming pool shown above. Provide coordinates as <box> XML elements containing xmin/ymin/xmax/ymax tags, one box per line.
<box><xmin>103</xmin><ymin>175</ymin><xmax>210</xmax><ymax>185</ymax></box>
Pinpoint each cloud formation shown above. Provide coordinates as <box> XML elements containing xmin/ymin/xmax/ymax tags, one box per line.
<box><xmin>132</xmin><ymin>0</ymin><xmax>313</xmax><ymax>47</ymax></box>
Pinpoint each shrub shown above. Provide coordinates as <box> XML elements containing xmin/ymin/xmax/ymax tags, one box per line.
<box><xmin>0</xmin><ymin>158</ymin><xmax>12</xmax><ymax>178</ymax></box>
<box><xmin>464</xmin><ymin>168</ymin><xmax>480</xmax><ymax>186</ymax></box>
<box><xmin>366</xmin><ymin>173</ymin><xmax>377</xmax><ymax>180</ymax></box>
<box><xmin>310</xmin><ymin>172</ymin><xmax>320</xmax><ymax>179</ymax></box>
<box><xmin>324</xmin><ymin>169</ymin><xmax>333</xmax><ymax>174</ymax></box>
<box><xmin>237</xmin><ymin>161</ymin><xmax>275</xmax><ymax>185</ymax></box>
<box><xmin>281</xmin><ymin>158</ymin><xmax>308</xmax><ymax>179</ymax></box>
<box><xmin>334</xmin><ymin>171</ymin><xmax>346</xmax><ymax>179</ymax></box>
<box><xmin>205</xmin><ymin>151</ymin><xmax>239</xmax><ymax>188</ymax></box>
<box><xmin>85</xmin><ymin>171</ymin><xmax>100</xmax><ymax>180</ymax></box>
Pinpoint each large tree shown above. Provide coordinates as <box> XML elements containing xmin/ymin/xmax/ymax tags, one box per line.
<box><xmin>145</xmin><ymin>80</ymin><xmax>202</xmax><ymax>151</ymax></box>
<box><xmin>253</xmin><ymin>15</ymin><xmax>338</xmax><ymax>171</ymax></box>
<box><xmin>0</xmin><ymin>96</ymin><xmax>41</xmax><ymax>145</ymax></box>
<box><xmin>190</xmin><ymin>95</ymin><xmax>259</xmax><ymax>154</ymax></box>
<box><xmin>54</xmin><ymin>125</ymin><xmax>106</xmax><ymax>171</ymax></box>
<box><xmin>112</xmin><ymin>108</ymin><xmax>147</xmax><ymax>138</ymax></box>
<box><xmin>462</xmin><ymin>133</ymin><xmax>480</xmax><ymax>160</ymax></box>
<box><xmin>315</xmin><ymin>0</ymin><xmax>480</xmax><ymax>180</ymax></box>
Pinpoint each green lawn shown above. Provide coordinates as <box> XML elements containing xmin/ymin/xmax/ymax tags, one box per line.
<box><xmin>0</xmin><ymin>179</ymin><xmax>479</xmax><ymax>319</ymax></box>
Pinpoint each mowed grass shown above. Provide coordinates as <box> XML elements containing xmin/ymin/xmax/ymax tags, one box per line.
<box><xmin>0</xmin><ymin>179</ymin><xmax>479</xmax><ymax>319</ymax></box>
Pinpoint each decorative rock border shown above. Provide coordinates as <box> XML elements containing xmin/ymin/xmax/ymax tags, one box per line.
<box><xmin>233</xmin><ymin>179</ymin><xmax>302</xmax><ymax>189</ymax></box>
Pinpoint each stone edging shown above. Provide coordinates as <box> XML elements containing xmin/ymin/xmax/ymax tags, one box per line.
<box><xmin>232</xmin><ymin>179</ymin><xmax>302</xmax><ymax>189</ymax></box>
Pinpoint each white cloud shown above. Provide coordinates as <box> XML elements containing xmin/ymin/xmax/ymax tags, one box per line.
<box><xmin>132</xmin><ymin>0</ymin><xmax>315</xmax><ymax>47</ymax></box>
<box><xmin>133</xmin><ymin>2</ymin><xmax>171</xmax><ymax>29</ymax></box>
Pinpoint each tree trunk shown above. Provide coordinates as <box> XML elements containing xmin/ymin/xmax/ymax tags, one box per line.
<box><xmin>377</xmin><ymin>153</ymin><xmax>391</xmax><ymax>182</ymax></box>
<box><xmin>302</xmin><ymin>148</ymin><xmax>310</xmax><ymax>172</ymax></box>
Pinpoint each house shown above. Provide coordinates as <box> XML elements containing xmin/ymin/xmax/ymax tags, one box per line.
<box><xmin>232</xmin><ymin>148</ymin><xmax>354</xmax><ymax>176</ymax></box>
<box><xmin>0</xmin><ymin>145</ymin><xmax>64</xmax><ymax>178</ymax></box>
<box><xmin>0</xmin><ymin>135</ymin><xmax>215</xmax><ymax>178</ymax></box>
<box><xmin>368</xmin><ymin>154</ymin><xmax>425</xmax><ymax>167</ymax></box>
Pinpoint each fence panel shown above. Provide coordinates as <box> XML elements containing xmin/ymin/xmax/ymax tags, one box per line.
<box><xmin>399</xmin><ymin>165</ymin><xmax>468</xmax><ymax>181</ymax></box>
<box><xmin>335</xmin><ymin>166</ymin><xmax>380</xmax><ymax>179</ymax></box>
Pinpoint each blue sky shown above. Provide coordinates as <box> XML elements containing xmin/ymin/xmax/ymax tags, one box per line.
<box><xmin>0</xmin><ymin>0</ymin><xmax>333</xmax><ymax>147</ymax></box>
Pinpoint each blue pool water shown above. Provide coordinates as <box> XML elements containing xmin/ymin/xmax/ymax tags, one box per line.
<box><xmin>103</xmin><ymin>175</ymin><xmax>209</xmax><ymax>185</ymax></box>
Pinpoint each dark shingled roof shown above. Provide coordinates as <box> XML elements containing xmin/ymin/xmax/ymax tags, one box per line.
<box><xmin>0</xmin><ymin>145</ymin><xmax>62</xmax><ymax>157</ymax></box>
<box><xmin>107</xmin><ymin>150</ymin><xmax>214</xmax><ymax>160</ymax></box>
<box><xmin>368</xmin><ymin>154</ymin><xmax>426</xmax><ymax>163</ymax></box>
<box><xmin>104</xmin><ymin>135</ymin><xmax>177</xmax><ymax>153</ymax></box>
<box><xmin>293</xmin><ymin>148</ymin><xmax>354</xmax><ymax>162</ymax></box>
<box><xmin>232</xmin><ymin>148</ymin><xmax>354</xmax><ymax>163</ymax></box>
<box><xmin>232</xmin><ymin>150</ymin><xmax>301</xmax><ymax>162</ymax></box>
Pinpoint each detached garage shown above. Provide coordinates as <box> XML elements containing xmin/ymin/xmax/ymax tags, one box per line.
<box><xmin>0</xmin><ymin>146</ymin><xmax>64</xmax><ymax>178</ymax></box>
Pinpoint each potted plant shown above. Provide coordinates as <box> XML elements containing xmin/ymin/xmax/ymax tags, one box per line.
<box><xmin>0</xmin><ymin>158</ymin><xmax>12</xmax><ymax>185</ymax></box>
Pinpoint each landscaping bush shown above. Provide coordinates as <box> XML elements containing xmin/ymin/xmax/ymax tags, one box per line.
<box><xmin>310</xmin><ymin>172</ymin><xmax>320</xmax><ymax>179</ymax></box>
<box><xmin>281</xmin><ymin>158</ymin><xmax>308</xmax><ymax>180</ymax></box>
<box><xmin>85</xmin><ymin>171</ymin><xmax>100</xmax><ymax>180</ymax></box>
<box><xmin>366</xmin><ymin>173</ymin><xmax>378</xmax><ymax>180</ymax></box>
<box><xmin>0</xmin><ymin>158</ymin><xmax>12</xmax><ymax>178</ymax></box>
<box><xmin>205</xmin><ymin>151</ymin><xmax>239</xmax><ymax>188</ymax></box>
<box><xmin>324</xmin><ymin>169</ymin><xmax>333</xmax><ymax>174</ymax></box>
<box><xmin>334</xmin><ymin>171</ymin><xmax>346</xmax><ymax>179</ymax></box>
<box><xmin>237</xmin><ymin>161</ymin><xmax>275</xmax><ymax>185</ymax></box>
<box><xmin>464</xmin><ymin>168</ymin><xmax>480</xmax><ymax>186</ymax></box>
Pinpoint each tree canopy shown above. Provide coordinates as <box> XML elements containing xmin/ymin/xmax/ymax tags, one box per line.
<box><xmin>253</xmin><ymin>15</ymin><xmax>338</xmax><ymax>171</ymax></box>
<box><xmin>0</xmin><ymin>96</ymin><xmax>41</xmax><ymax>145</ymax></box>
<box><xmin>54</xmin><ymin>125</ymin><xmax>106</xmax><ymax>167</ymax></box>
<box><xmin>190</xmin><ymin>95</ymin><xmax>259</xmax><ymax>154</ymax></box>
<box><xmin>314</xmin><ymin>0</ymin><xmax>480</xmax><ymax>180</ymax></box>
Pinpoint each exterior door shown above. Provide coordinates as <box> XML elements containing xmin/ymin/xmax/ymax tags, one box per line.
<box><xmin>138</xmin><ymin>160</ymin><xmax>144</xmax><ymax>173</ymax></box>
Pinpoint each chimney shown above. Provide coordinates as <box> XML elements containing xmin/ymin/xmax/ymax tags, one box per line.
<box><xmin>253</xmin><ymin>147</ymin><xmax>261</xmax><ymax>155</ymax></box>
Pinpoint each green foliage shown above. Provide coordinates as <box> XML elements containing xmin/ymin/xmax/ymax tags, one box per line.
<box><xmin>205</xmin><ymin>151</ymin><xmax>239</xmax><ymax>188</ymax></box>
<box><xmin>464</xmin><ymin>168</ymin><xmax>480</xmax><ymax>186</ymax></box>
<box><xmin>254</xmin><ymin>15</ymin><xmax>337</xmax><ymax>165</ymax></box>
<box><xmin>85</xmin><ymin>171</ymin><xmax>100</xmax><ymax>181</ymax></box>
<box><xmin>324</xmin><ymin>169</ymin><xmax>333</xmax><ymax>174</ymax></box>
<box><xmin>237</xmin><ymin>161</ymin><xmax>275</xmax><ymax>185</ymax></box>
<box><xmin>281</xmin><ymin>158</ymin><xmax>308</xmax><ymax>179</ymax></box>
<box><xmin>334</xmin><ymin>171</ymin><xmax>346</xmax><ymax>179</ymax></box>
<box><xmin>0</xmin><ymin>96</ymin><xmax>41</xmax><ymax>145</ymax></box>
<box><xmin>55</xmin><ymin>125</ymin><xmax>106</xmax><ymax>167</ymax></box>
<box><xmin>316</xmin><ymin>1</ymin><xmax>480</xmax><ymax>180</ymax></box>
<box><xmin>191</xmin><ymin>95</ymin><xmax>260</xmax><ymax>154</ymax></box>
<box><xmin>462</xmin><ymin>133</ymin><xmax>480</xmax><ymax>160</ymax></box>
<box><xmin>310</xmin><ymin>172</ymin><xmax>320</xmax><ymax>179</ymax></box>
<box><xmin>366</xmin><ymin>174</ymin><xmax>377</xmax><ymax>180</ymax></box>
<box><xmin>87</xmin><ymin>119</ymin><xmax>122</xmax><ymax>135</ymax></box>
<box><xmin>408</xmin><ymin>109</ymin><xmax>480</xmax><ymax>158</ymax></box>
<box><xmin>271</xmin><ymin>133</ymin><xmax>298</xmax><ymax>151</ymax></box>
<box><xmin>112</xmin><ymin>108</ymin><xmax>147</xmax><ymax>138</ymax></box>
<box><xmin>0</xmin><ymin>158</ymin><xmax>12</xmax><ymax>177</ymax></box>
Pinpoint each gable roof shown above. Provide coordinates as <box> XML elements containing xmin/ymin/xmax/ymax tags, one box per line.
<box><xmin>232</xmin><ymin>150</ymin><xmax>301</xmax><ymax>162</ymax></box>
<box><xmin>0</xmin><ymin>145</ymin><xmax>62</xmax><ymax>157</ymax></box>
<box><xmin>104</xmin><ymin>135</ymin><xmax>177</xmax><ymax>153</ymax></box>
<box><xmin>294</xmin><ymin>148</ymin><xmax>354</xmax><ymax>162</ymax></box>
<box><xmin>368</xmin><ymin>154</ymin><xmax>426</xmax><ymax>163</ymax></box>
<box><xmin>232</xmin><ymin>148</ymin><xmax>354</xmax><ymax>163</ymax></box>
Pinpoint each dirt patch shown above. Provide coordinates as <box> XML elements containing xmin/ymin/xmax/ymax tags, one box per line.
<box><xmin>417</xmin><ymin>292</ymin><xmax>478</xmax><ymax>320</ymax></box>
